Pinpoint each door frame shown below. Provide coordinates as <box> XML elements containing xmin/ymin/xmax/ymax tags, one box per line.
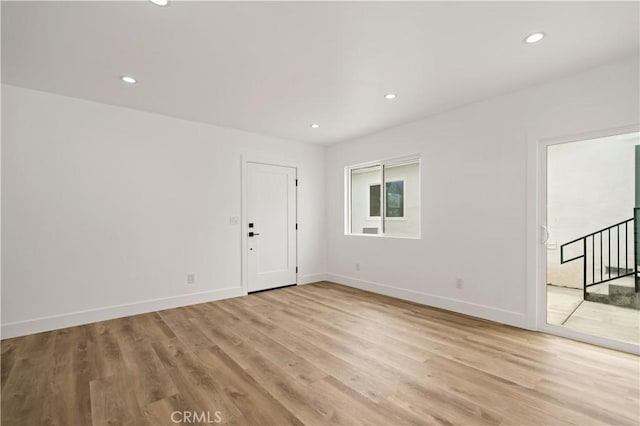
<box><xmin>241</xmin><ymin>155</ymin><xmax>299</xmax><ymax>296</ymax></box>
<box><xmin>531</xmin><ymin>124</ymin><xmax>639</xmax><ymax>354</ymax></box>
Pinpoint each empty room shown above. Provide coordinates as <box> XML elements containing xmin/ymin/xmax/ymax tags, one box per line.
<box><xmin>1</xmin><ymin>1</ymin><xmax>639</xmax><ymax>425</ymax></box>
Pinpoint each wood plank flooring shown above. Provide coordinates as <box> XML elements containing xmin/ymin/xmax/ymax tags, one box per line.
<box><xmin>2</xmin><ymin>282</ymin><xmax>639</xmax><ymax>425</ymax></box>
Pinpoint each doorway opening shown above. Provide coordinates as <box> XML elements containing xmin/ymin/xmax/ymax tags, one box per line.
<box><xmin>545</xmin><ymin>131</ymin><xmax>639</xmax><ymax>345</ymax></box>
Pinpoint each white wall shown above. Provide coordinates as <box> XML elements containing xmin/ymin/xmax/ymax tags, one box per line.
<box><xmin>1</xmin><ymin>84</ymin><xmax>327</xmax><ymax>338</ymax></box>
<box><xmin>326</xmin><ymin>57</ymin><xmax>640</xmax><ymax>328</ymax></box>
<box><xmin>2</xmin><ymin>57</ymin><xmax>639</xmax><ymax>339</ymax></box>
<box><xmin>547</xmin><ymin>133</ymin><xmax>637</xmax><ymax>288</ymax></box>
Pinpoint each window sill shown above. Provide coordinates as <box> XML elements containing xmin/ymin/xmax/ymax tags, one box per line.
<box><xmin>367</xmin><ymin>217</ymin><xmax>406</xmax><ymax>221</ymax></box>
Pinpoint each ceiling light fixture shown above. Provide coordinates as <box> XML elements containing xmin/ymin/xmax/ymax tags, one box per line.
<box><xmin>150</xmin><ymin>0</ymin><xmax>169</xmax><ymax>6</ymax></box>
<box><xmin>384</xmin><ymin>93</ymin><xmax>397</xmax><ymax>100</ymax></box>
<box><xmin>524</xmin><ymin>32</ymin><xmax>545</xmax><ymax>44</ymax></box>
<box><xmin>310</xmin><ymin>124</ymin><xmax>320</xmax><ymax>129</ymax></box>
<box><xmin>121</xmin><ymin>75</ymin><xmax>137</xmax><ymax>84</ymax></box>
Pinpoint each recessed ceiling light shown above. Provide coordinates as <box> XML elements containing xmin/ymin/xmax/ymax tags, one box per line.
<box><xmin>524</xmin><ymin>32</ymin><xmax>545</xmax><ymax>44</ymax></box>
<box><xmin>310</xmin><ymin>124</ymin><xmax>320</xmax><ymax>129</ymax></box>
<box><xmin>121</xmin><ymin>75</ymin><xmax>137</xmax><ymax>84</ymax></box>
<box><xmin>384</xmin><ymin>93</ymin><xmax>397</xmax><ymax>100</ymax></box>
<box><xmin>150</xmin><ymin>0</ymin><xmax>169</xmax><ymax>6</ymax></box>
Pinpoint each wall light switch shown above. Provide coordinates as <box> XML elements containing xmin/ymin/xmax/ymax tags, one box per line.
<box><xmin>229</xmin><ymin>216</ymin><xmax>239</xmax><ymax>225</ymax></box>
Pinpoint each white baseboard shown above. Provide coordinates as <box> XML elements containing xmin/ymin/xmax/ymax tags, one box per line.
<box><xmin>1</xmin><ymin>287</ymin><xmax>243</xmax><ymax>339</ymax></box>
<box><xmin>298</xmin><ymin>273</ymin><xmax>328</xmax><ymax>285</ymax></box>
<box><xmin>326</xmin><ymin>273</ymin><xmax>529</xmax><ymax>329</ymax></box>
<box><xmin>1</xmin><ymin>274</ymin><xmax>527</xmax><ymax>339</ymax></box>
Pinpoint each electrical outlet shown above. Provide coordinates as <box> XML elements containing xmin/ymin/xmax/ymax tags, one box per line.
<box><xmin>456</xmin><ymin>277</ymin><xmax>464</xmax><ymax>289</ymax></box>
<box><xmin>187</xmin><ymin>273</ymin><xmax>195</xmax><ymax>284</ymax></box>
<box><xmin>355</xmin><ymin>263</ymin><xmax>360</xmax><ymax>271</ymax></box>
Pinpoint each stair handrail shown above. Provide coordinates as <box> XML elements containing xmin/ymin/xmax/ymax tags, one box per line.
<box><xmin>560</xmin><ymin>215</ymin><xmax>635</xmax><ymax>300</ymax></box>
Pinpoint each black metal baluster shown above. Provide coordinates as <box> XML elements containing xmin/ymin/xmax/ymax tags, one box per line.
<box><xmin>617</xmin><ymin>225</ymin><xmax>620</xmax><ymax>277</ymax></box>
<box><xmin>600</xmin><ymin>231</ymin><xmax>603</xmax><ymax>282</ymax></box>
<box><xmin>635</xmin><ymin>210</ymin><xmax>639</xmax><ymax>292</ymax></box>
<box><xmin>592</xmin><ymin>234</ymin><xmax>595</xmax><ymax>285</ymax></box>
<box><xmin>583</xmin><ymin>238</ymin><xmax>587</xmax><ymax>300</ymax></box>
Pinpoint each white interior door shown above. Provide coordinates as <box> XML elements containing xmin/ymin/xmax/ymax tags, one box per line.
<box><xmin>247</xmin><ymin>162</ymin><xmax>297</xmax><ymax>292</ymax></box>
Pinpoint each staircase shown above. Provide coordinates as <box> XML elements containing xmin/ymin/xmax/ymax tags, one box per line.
<box><xmin>560</xmin><ymin>208</ymin><xmax>639</xmax><ymax>309</ymax></box>
<box><xmin>585</xmin><ymin>277</ymin><xmax>639</xmax><ymax>309</ymax></box>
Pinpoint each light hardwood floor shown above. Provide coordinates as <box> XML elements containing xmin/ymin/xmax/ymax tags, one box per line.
<box><xmin>2</xmin><ymin>282</ymin><xmax>639</xmax><ymax>425</ymax></box>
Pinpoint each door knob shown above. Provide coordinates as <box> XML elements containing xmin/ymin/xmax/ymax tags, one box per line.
<box><xmin>248</xmin><ymin>232</ymin><xmax>261</xmax><ymax>237</ymax></box>
<box><xmin>541</xmin><ymin>225</ymin><xmax>549</xmax><ymax>244</ymax></box>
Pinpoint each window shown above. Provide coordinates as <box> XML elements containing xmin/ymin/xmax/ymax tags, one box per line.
<box><xmin>368</xmin><ymin>180</ymin><xmax>404</xmax><ymax>218</ymax></box>
<box><xmin>369</xmin><ymin>183</ymin><xmax>381</xmax><ymax>217</ymax></box>
<box><xmin>346</xmin><ymin>156</ymin><xmax>420</xmax><ymax>238</ymax></box>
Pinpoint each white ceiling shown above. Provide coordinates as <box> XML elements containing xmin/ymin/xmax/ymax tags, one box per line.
<box><xmin>2</xmin><ymin>1</ymin><xmax>639</xmax><ymax>145</ymax></box>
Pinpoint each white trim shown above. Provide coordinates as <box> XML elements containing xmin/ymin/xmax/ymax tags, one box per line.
<box><xmin>381</xmin><ymin>163</ymin><xmax>386</xmax><ymax>233</ymax></box>
<box><xmin>1</xmin><ymin>287</ymin><xmax>242</xmax><ymax>339</ymax></box>
<box><xmin>298</xmin><ymin>273</ymin><xmax>328</xmax><ymax>285</ymax></box>
<box><xmin>327</xmin><ymin>273</ymin><xmax>529</xmax><ymax>328</ymax></box>
<box><xmin>344</xmin><ymin>165</ymin><xmax>352</xmax><ymax>235</ymax></box>
<box><xmin>346</xmin><ymin>152</ymin><xmax>423</xmax><ymax>170</ymax></box>
<box><xmin>343</xmin><ymin>233</ymin><xmax>421</xmax><ymax>240</ymax></box>
<box><xmin>241</xmin><ymin>155</ymin><xmax>299</xmax><ymax>296</ymax></box>
<box><xmin>529</xmin><ymin>123</ymin><xmax>640</xmax><ymax>354</ymax></box>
